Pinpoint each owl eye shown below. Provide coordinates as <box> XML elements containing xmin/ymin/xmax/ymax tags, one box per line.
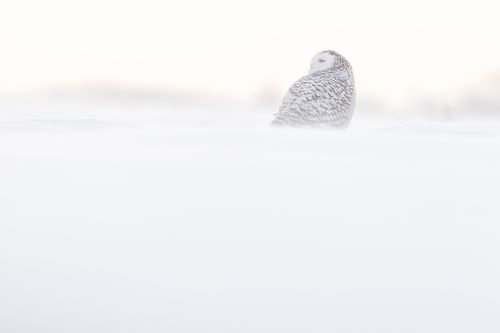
<box><xmin>319</xmin><ymin>59</ymin><xmax>325</xmax><ymax>63</ymax></box>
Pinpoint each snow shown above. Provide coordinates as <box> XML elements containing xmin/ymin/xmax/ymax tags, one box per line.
<box><xmin>1</xmin><ymin>99</ymin><xmax>499</xmax><ymax>332</ymax></box>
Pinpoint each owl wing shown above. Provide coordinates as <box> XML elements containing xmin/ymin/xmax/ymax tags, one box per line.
<box><xmin>274</xmin><ymin>98</ymin><xmax>347</xmax><ymax>127</ymax></box>
<box><xmin>274</xmin><ymin>75</ymin><xmax>318</xmax><ymax>120</ymax></box>
<box><xmin>278</xmin><ymin>91</ymin><xmax>295</xmax><ymax>113</ymax></box>
<box><xmin>274</xmin><ymin>75</ymin><xmax>352</xmax><ymax>127</ymax></box>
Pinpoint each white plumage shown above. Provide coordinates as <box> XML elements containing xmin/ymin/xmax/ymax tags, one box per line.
<box><xmin>272</xmin><ymin>50</ymin><xmax>356</xmax><ymax>128</ymax></box>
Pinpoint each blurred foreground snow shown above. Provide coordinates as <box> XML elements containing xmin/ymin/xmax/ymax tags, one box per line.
<box><xmin>1</xmin><ymin>99</ymin><xmax>499</xmax><ymax>332</ymax></box>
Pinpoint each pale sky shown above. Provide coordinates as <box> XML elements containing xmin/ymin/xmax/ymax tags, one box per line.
<box><xmin>1</xmin><ymin>0</ymin><xmax>499</xmax><ymax>105</ymax></box>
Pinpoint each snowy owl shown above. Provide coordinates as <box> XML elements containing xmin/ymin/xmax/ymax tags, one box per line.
<box><xmin>272</xmin><ymin>50</ymin><xmax>355</xmax><ymax>128</ymax></box>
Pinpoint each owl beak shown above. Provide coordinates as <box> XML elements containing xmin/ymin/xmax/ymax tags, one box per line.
<box><xmin>319</xmin><ymin>59</ymin><xmax>325</xmax><ymax>63</ymax></box>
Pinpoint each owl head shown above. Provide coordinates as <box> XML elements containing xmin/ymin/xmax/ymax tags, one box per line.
<box><xmin>309</xmin><ymin>50</ymin><xmax>351</xmax><ymax>75</ymax></box>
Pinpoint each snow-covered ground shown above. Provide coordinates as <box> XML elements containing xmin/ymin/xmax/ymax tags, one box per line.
<box><xmin>1</xmin><ymin>99</ymin><xmax>499</xmax><ymax>332</ymax></box>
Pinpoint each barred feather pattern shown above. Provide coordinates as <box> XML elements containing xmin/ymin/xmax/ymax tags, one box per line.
<box><xmin>272</xmin><ymin>51</ymin><xmax>355</xmax><ymax>129</ymax></box>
